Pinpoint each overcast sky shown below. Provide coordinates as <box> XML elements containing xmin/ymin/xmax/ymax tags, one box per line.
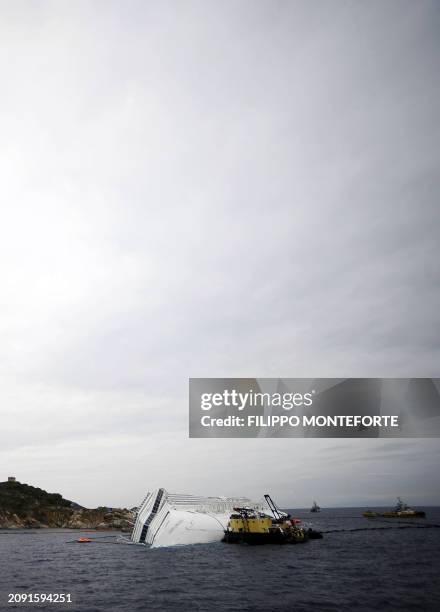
<box><xmin>1</xmin><ymin>0</ymin><xmax>439</xmax><ymax>508</ymax></box>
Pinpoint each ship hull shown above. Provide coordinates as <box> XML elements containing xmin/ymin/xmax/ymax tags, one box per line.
<box><xmin>131</xmin><ymin>489</ymin><xmax>266</xmax><ymax>548</ymax></box>
<box><xmin>381</xmin><ymin>511</ymin><xmax>425</xmax><ymax>518</ymax></box>
<box><xmin>222</xmin><ymin>530</ymin><xmax>291</xmax><ymax>545</ymax></box>
<box><xmin>222</xmin><ymin>528</ymin><xmax>322</xmax><ymax>544</ymax></box>
<box><xmin>363</xmin><ymin>511</ymin><xmax>425</xmax><ymax>518</ymax></box>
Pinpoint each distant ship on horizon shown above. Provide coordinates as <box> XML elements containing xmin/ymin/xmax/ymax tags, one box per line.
<box><xmin>363</xmin><ymin>498</ymin><xmax>425</xmax><ymax>519</ymax></box>
<box><xmin>310</xmin><ymin>500</ymin><xmax>321</xmax><ymax>513</ymax></box>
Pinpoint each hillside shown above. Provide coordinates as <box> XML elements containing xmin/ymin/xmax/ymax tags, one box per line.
<box><xmin>0</xmin><ymin>480</ymin><xmax>133</xmax><ymax>530</ymax></box>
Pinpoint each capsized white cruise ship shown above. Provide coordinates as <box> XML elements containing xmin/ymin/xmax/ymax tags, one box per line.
<box><xmin>131</xmin><ymin>488</ymin><xmax>268</xmax><ymax>548</ymax></box>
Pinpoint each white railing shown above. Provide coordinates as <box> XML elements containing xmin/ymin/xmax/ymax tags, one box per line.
<box><xmin>131</xmin><ymin>488</ymin><xmax>269</xmax><ymax>543</ymax></box>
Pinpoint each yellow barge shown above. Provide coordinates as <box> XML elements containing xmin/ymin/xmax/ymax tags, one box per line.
<box><xmin>222</xmin><ymin>494</ymin><xmax>323</xmax><ymax>545</ymax></box>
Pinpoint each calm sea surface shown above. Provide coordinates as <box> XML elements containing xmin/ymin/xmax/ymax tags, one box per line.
<box><xmin>1</xmin><ymin>507</ymin><xmax>440</xmax><ymax>612</ymax></box>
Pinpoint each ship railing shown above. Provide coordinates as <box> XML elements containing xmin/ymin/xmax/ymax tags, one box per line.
<box><xmin>169</xmin><ymin>502</ymin><xmax>268</xmax><ymax>514</ymax></box>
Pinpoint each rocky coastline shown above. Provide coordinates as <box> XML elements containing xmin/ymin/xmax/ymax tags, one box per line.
<box><xmin>0</xmin><ymin>480</ymin><xmax>134</xmax><ymax>530</ymax></box>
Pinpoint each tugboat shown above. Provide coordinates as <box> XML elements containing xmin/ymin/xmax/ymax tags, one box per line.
<box><xmin>222</xmin><ymin>494</ymin><xmax>323</xmax><ymax>545</ymax></box>
<box><xmin>310</xmin><ymin>501</ymin><xmax>320</xmax><ymax>513</ymax></box>
<box><xmin>363</xmin><ymin>498</ymin><xmax>426</xmax><ymax>519</ymax></box>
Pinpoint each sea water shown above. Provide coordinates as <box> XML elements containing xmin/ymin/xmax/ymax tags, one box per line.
<box><xmin>1</xmin><ymin>507</ymin><xmax>440</xmax><ymax>611</ymax></box>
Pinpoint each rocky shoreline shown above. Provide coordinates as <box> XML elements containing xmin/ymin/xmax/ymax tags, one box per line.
<box><xmin>0</xmin><ymin>480</ymin><xmax>134</xmax><ymax>530</ymax></box>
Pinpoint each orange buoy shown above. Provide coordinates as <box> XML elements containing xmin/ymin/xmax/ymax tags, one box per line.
<box><xmin>77</xmin><ymin>537</ymin><xmax>92</xmax><ymax>543</ymax></box>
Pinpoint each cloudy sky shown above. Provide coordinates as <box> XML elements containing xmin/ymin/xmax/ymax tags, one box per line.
<box><xmin>1</xmin><ymin>0</ymin><xmax>439</xmax><ymax>508</ymax></box>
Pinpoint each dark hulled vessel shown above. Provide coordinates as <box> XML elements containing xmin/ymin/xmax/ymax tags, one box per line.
<box><xmin>222</xmin><ymin>494</ymin><xmax>323</xmax><ymax>545</ymax></box>
<box><xmin>363</xmin><ymin>498</ymin><xmax>425</xmax><ymax>519</ymax></box>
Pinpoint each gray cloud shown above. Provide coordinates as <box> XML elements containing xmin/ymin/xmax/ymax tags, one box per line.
<box><xmin>0</xmin><ymin>0</ymin><xmax>439</xmax><ymax>507</ymax></box>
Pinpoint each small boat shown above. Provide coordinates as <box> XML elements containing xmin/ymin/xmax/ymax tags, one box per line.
<box><xmin>310</xmin><ymin>501</ymin><xmax>320</xmax><ymax>513</ymax></box>
<box><xmin>77</xmin><ymin>537</ymin><xmax>92</xmax><ymax>543</ymax></box>
<box><xmin>382</xmin><ymin>498</ymin><xmax>425</xmax><ymax>518</ymax></box>
<box><xmin>363</xmin><ymin>498</ymin><xmax>425</xmax><ymax>519</ymax></box>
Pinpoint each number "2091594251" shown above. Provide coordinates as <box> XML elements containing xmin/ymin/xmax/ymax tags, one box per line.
<box><xmin>8</xmin><ymin>593</ymin><xmax>72</xmax><ymax>604</ymax></box>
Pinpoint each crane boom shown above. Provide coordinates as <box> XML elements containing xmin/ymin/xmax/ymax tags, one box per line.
<box><xmin>264</xmin><ymin>493</ymin><xmax>286</xmax><ymax>520</ymax></box>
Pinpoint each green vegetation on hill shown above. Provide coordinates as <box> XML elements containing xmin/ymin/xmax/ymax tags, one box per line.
<box><xmin>0</xmin><ymin>480</ymin><xmax>133</xmax><ymax>530</ymax></box>
<box><xmin>0</xmin><ymin>480</ymin><xmax>75</xmax><ymax>517</ymax></box>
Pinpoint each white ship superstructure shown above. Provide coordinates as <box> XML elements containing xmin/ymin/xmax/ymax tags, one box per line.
<box><xmin>131</xmin><ymin>488</ymin><xmax>267</xmax><ymax>548</ymax></box>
